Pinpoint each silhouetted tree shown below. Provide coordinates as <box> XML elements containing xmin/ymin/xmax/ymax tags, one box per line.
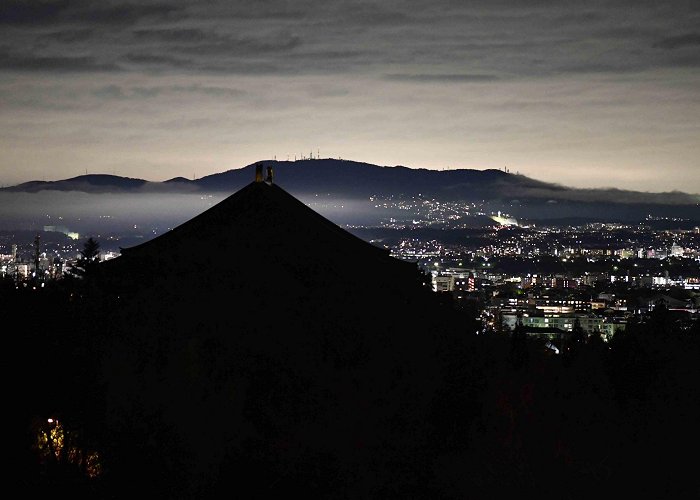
<box><xmin>571</xmin><ymin>318</ymin><xmax>586</xmax><ymax>344</ymax></box>
<box><xmin>68</xmin><ymin>238</ymin><xmax>101</xmax><ymax>281</ymax></box>
<box><xmin>415</xmin><ymin>266</ymin><xmax>432</xmax><ymax>289</ymax></box>
<box><xmin>508</xmin><ymin>318</ymin><xmax>528</xmax><ymax>369</ymax></box>
<box><xmin>647</xmin><ymin>300</ymin><xmax>674</xmax><ymax>337</ymax></box>
<box><xmin>586</xmin><ymin>329</ymin><xmax>607</xmax><ymax>358</ymax></box>
<box><xmin>32</xmin><ymin>233</ymin><xmax>41</xmax><ymax>283</ymax></box>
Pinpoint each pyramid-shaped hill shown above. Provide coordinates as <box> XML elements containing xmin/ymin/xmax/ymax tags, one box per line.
<box><xmin>93</xmin><ymin>172</ymin><xmax>468</xmax><ymax>497</ymax></box>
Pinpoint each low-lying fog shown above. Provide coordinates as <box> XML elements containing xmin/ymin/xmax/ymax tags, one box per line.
<box><xmin>0</xmin><ymin>191</ymin><xmax>387</xmax><ymax>237</ymax></box>
<box><xmin>1</xmin><ymin>190</ymin><xmax>697</xmax><ymax>252</ymax></box>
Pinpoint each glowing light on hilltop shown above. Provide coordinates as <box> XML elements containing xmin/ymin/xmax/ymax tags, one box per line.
<box><xmin>490</xmin><ymin>213</ymin><xmax>519</xmax><ymax>227</ymax></box>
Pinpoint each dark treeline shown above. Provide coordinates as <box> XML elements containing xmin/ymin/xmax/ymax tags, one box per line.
<box><xmin>10</xmin><ymin>271</ymin><xmax>699</xmax><ymax>499</ymax></box>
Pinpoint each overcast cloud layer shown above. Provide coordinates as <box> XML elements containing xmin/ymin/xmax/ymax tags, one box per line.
<box><xmin>1</xmin><ymin>0</ymin><xmax>698</xmax><ymax>192</ymax></box>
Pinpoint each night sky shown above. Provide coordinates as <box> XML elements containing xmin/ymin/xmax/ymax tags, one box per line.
<box><xmin>1</xmin><ymin>0</ymin><xmax>698</xmax><ymax>193</ymax></box>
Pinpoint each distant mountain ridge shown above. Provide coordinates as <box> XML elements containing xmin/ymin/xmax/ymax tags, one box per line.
<box><xmin>3</xmin><ymin>158</ymin><xmax>699</xmax><ymax>207</ymax></box>
<box><xmin>4</xmin><ymin>174</ymin><xmax>151</xmax><ymax>193</ymax></box>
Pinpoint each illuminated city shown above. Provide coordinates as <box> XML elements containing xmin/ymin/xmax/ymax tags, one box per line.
<box><xmin>4</xmin><ymin>198</ymin><xmax>698</xmax><ymax>342</ymax></box>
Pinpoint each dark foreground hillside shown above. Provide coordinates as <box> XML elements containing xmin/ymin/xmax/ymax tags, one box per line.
<box><xmin>11</xmin><ymin>285</ymin><xmax>700</xmax><ymax>499</ymax></box>
<box><xmin>11</xmin><ymin>176</ymin><xmax>700</xmax><ymax>499</ymax></box>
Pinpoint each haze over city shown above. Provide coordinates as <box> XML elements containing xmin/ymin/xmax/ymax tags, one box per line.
<box><xmin>1</xmin><ymin>0</ymin><xmax>699</xmax><ymax>193</ymax></box>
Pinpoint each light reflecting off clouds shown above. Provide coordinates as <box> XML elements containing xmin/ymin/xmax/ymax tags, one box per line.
<box><xmin>0</xmin><ymin>1</ymin><xmax>698</xmax><ymax>193</ymax></box>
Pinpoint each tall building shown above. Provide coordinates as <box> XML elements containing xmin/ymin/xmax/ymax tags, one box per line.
<box><xmin>434</xmin><ymin>274</ymin><xmax>455</xmax><ymax>292</ymax></box>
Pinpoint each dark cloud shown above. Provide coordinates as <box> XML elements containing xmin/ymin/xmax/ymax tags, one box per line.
<box><xmin>92</xmin><ymin>83</ymin><xmax>246</xmax><ymax>99</ymax></box>
<box><xmin>121</xmin><ymin>54</ymin><xmax>292</xmax><ymax>75</ymax></box>
<box><xmin>653</xmin><ymin>33</ymin><xmax>700</xmax><ymax>50</ymax></box>
<box><xmin>288</xmin><ymin>49</ymin><xmax>367</xmax><ymax>60</ymax></box>
<box><xmin>124</xmin><ymin>52</ymin><xmax>190</xmax><ymax>67</ymax></box>
<box><xmin>306</xmin><ymin>85</ymin><xmax>350</xmax><ymax>98</ymax></box>
<box><xmin>202</xmin><ymin>3</ymin><xmax>310</xmax><ymax>21</ymax></box>
<box><xmin>0</xmin><ymin>0</ymin><xmax>70</xmax><ymax>25</ymax></box>
<box><xmin>384</xmin><ymin>73</ymin><xmax>500</xmax><ymax>82</ymax></box>
<box><xmin>0</xmin><ymin>49</ymin><xmax>118</xmax><ymax>71</ymax></box>
<box><xmin>513</xmin><ymin>185</ymin><xmax>700</xmax><ymax>206</ymax></box>
<box><xmin>197</xmin><ymin>61</ymin><xmax>283</xmax><ymax>75</ymax></box>
<box><xmin>169</xmin><ymin>84</ymin><xmax>246</xmax><ymax>98</ymax></box>
<box><xmin>555</xmin><ymin>62</ymin><xmax>649</xmax><ymax>75</ymax></box>
<box><xmin>38</xmin><ymin>28</ymin><xmax>94</xmax><ymax>42</ymax></box>
<box><xmin>336</xmin><ymin>4</ymin><xmax>413</xmax><ymax>27</ymax></box>
<box><xmin>92</xmin><ymin>84</ymin><xmax>125</xmax><ymax>99</ymax></box>
<box><xmin>0</xmin><ymin>0</ymin><xmax>179</xmax><ymax>26</ymax></box>
<box><xmin>172</xmin><ymin>33</ymin><xmax>302</xmax><ymax>56</ymax></box>
<box><xmin>70</xmin><ymin>3</ymin><xmax>178</xmax><ymax>25</ymax></box>
<box><xmin>547</xmin><ymin>11</ymin><xmax>604</xmax><ymax>26</ymax></box>
<box><xmin>114</xmin><ymin>29</ymin><xmax>305</xmax><ymax>73</ymax></box>
<box><xmin>132</xmin><ymin>28</ymin><xmax>208</xmax><ymax>43</ymax></box>
<box><xmin>2</xmin><ymin>1</ymin><xmax>699</xmax><ymax>77</ymax></box>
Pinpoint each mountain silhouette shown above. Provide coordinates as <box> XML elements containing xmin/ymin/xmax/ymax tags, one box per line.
<box><xmin>4</xmin><ymin>159</ymin><xmax>698</xmax><ymax>227</ymax></box>
<box><xmin>4</xmin><ymin>174</ymin><xmax>151</xmax><ymax>193</ymax></box>
<box><xmin>4</xmin><ymin>159</ymin><xmax>698</xmax><ymax>206</ymax></box>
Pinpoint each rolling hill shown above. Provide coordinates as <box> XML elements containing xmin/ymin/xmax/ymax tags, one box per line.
<box><xmin>2</xmin><ymin>159</ymin><xmax>699</xmax><ymax>224</ymax></box>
